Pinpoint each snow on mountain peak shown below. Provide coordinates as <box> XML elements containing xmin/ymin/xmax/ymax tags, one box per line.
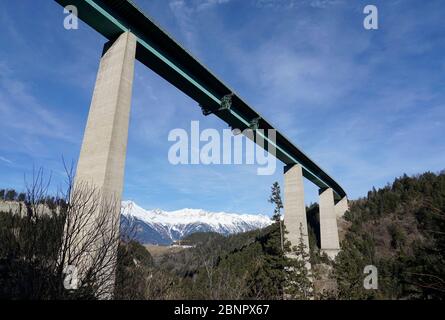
<box><xmin>121</xmin><ymin>200</ymin><xmax>273</xmax><ymax>245</ymax></box>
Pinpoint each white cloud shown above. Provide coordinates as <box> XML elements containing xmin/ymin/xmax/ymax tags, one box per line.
<box><xmin>167</xmin><ymin>0</ymin><xmax>233</xmax><ymax>51</ymax></box>
<box><xmin>0</xmin><ymin>61</ymin><xmax>78</xmax><ymax>159</ymax></box>
<box><xmin>196</xmin><ymin>0</ymin><xmax>231</xmax><ymax>11</ymax></box>
<box><xmin>254</xmin><ymin>0</ymin><xmax>343</xmax><ymax>9</ymax></box>
<box><xmin>0</xmin><ymin>156</ymin><xmax>13</xmax><ymax>164</ymax></box>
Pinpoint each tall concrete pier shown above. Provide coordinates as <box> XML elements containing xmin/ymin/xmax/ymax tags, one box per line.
<box><xmin>319</xmin><ymin>188</ymin><xmax>340</xmax><ymax>259</ymax></box>
<box><xmin>283</xmin><ymin>166</ymin><xmax>346</xmax><ymax>261</ymax></box>
<box><xmin>65</xmin><ymin>31</ymin><xmax>136</xmax><ymax>298</ymax></box>
<box><xmin>335</xmin><ymin>196</ymin><xmax>349</xmax><ymax>218</ymax></box>
<box><xmin>75</xmin><ymin>31</ymin><xmax>136</xmax><ymax>197</ymax></box>
<box><xmin>283</xmin><ymin>164</ymin><xmax>310</xmax><ymax>255</ymax></box>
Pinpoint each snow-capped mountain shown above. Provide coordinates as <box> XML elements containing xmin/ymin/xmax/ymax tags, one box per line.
<box><xmin>121</xmin><ymin>201</ymin><xmax>272</xmax><ymax>245</ymax></box>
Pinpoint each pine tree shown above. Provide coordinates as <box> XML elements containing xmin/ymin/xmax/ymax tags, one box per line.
<box><xmin>5</xmin><ymin>189</ymin><xmax>17</xmax><ymax>201</ymax></box>
<box><xmin>269</xmin><ymin>182</ymin><xmax>284</xmax><ymax>252</ymax></box>
<box><xmin>284</xmin><ymin>222</ymin><xmax>313</xmax><ymax>299</ymax></box>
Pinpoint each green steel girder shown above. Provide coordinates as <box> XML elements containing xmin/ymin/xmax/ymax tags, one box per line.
<box><xmin>53</xmin><ymin>0</ymin><xmax>347</xmax><ymax>200</ymax></box>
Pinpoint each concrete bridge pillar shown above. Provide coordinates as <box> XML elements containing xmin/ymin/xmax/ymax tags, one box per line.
<box><xmin>319</xmin><ymin>188</ymin><xmax>340</xmax><ymax>259</ymax></box>
<box><xmin>75</xmin><ymin>31</ymin><xmax>136</xmax><ymax>197</ymax></box>
<box><xmin>335</xmin><ymin>196</ymin><xmax>349</xmax><ymax>218</ymax></box>
<box><xmin>283</xmin><ymin>164</ymin><xmax>310</xmax><ymax>256</ymax></box>
<box><xmin>65</xmin><ymin>31</ymin><xmax>137</xmax><ymax>298</ymax></box>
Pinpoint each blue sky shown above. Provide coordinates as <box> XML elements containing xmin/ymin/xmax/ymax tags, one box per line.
<box><xmin>0</xmin><ymin>0</ymin><xmax>444</xmax><ymax>216</ymax></box>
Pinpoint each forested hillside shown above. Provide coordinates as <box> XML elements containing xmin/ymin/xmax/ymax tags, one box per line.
<box><xmin>116</xmin><ymin>171</ymin><xmax>445</xmax><ymax>300</ymax></box>
<box><xmin>116</xmin><ymin>223</ymin><xmax>308</xmax><ymax>299</ymax></box>
<box><xmin>334</xmin><ymin>171</ymin><xmax>445</xmax><ymax>299</ymax></box>
<box><xmin>1</xmin><ymin>171</ymin><xmax>444</xmax><ymax>299</ymax></box>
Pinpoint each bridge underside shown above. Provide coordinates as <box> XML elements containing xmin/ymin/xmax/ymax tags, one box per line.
<box><xmin>55</xmin><ymin>0</ymin><xmax>346</xmax><ymax>201</ymax></box>
<box><xmin>53</xmin><ymin>0</ymin><xmax>349</xmax><ymax>298</ymax></box>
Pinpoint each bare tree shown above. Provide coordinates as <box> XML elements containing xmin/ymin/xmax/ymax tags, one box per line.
<box><xmin>57</xmin><ymin>163</ymin><xmax>122</xmax><ymax>299</ymax></box>
<box><xmin>0</xmin><ymin>164</ymin><xmax>124</xmax><ymax>299</ymax></box>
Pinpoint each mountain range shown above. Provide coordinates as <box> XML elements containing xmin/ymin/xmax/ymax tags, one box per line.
<box><xmin>121</xmin><ymin>201</ymin><xmax>272</xmax><ymax>245</ymax></box>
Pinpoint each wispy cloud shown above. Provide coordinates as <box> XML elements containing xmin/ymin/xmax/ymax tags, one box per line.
<box><xmin>195</xmin><ymin>0</ymin><xmax>231</xmax><ymax>11</ymax></box>
<box><xmin>167</xmin><ymin>0</ymin><xmax>233</xmax><ymax>53</ymax></box>
<box><xmin>157</xmin><ymin>0</ymin><xmax>445</xmax><ymax>202</ymax></box>
<box><xmin>0</xmin><ymin>64</ymin><xmax>76</xmax><ymax>144</ymax></box>
<box><xmin>170</xmin><ymin>0</ymin><xmax>231</xmax><ymax>11</ymax></box>
<box><xmin>0</xmin><ymin>156</ymin><xmax>13</xmax><ymax>164</ymax></box>
<box><xmin>254</xmin><ymin>0</ymin><xmax>343</xmax><ymax>9</ymax></box>
<box><xmin>1</xmin><ymin>0</ymin><xmax>444</xmax><ymax>213</ymax></box>
<box><xmin>168</xmin><ymin>1</ymin><xmax>200</xmax><ymax>52</ymax></box>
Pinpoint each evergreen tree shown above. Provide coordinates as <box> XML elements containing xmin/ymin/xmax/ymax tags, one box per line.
<box><xmin>285</xmin><ymin>223</ymin><xmax>313</xmax><ymax>299</ymax></box>
<box><xmin>334</xmin><ymin>171</ymin><xmax>445</xmax><ymax>299</ymax></box>
<box><xmin>269</xmin><ymin>182</ymin><xmax>284</xmax><ymax>252</ymax></box>
<box><xmin>17</xmin><ymin>193</ymin><xmax>26</xmax><ymax>202</ymax></box>
<box><xmin>5</xmin><ymin>189</ymin><xmax>17</xmax><ymax>201</ymax></box>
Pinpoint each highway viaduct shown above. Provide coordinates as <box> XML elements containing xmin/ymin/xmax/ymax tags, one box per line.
<box><xmin>54</xmin><ymin>0</ymin><xmax>348</xmax><ymax>294</ymax></box>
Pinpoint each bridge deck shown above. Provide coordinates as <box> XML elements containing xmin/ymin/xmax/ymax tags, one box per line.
<box><xmin>55</xmin><ymin>0</ymin><xmax>346</xmax><ymax>200</ymax></box>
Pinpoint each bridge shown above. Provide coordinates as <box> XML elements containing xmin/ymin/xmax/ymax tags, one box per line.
<box><xmin>54</xmin><ymin>0</ymin><xmax>348</xmax><ymax>294</ymax></box>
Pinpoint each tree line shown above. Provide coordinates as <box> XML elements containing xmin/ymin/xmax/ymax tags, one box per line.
<box><xmin>1</xmin><ymin>169</ymin><xmax>444</xmax><ymax>299</ymax></box>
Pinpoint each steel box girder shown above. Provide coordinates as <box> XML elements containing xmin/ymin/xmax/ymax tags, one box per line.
<box><xmin>54</xmin><ymin>0</ymin><xmax>346</xmax><ymax>200</ymax></box>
